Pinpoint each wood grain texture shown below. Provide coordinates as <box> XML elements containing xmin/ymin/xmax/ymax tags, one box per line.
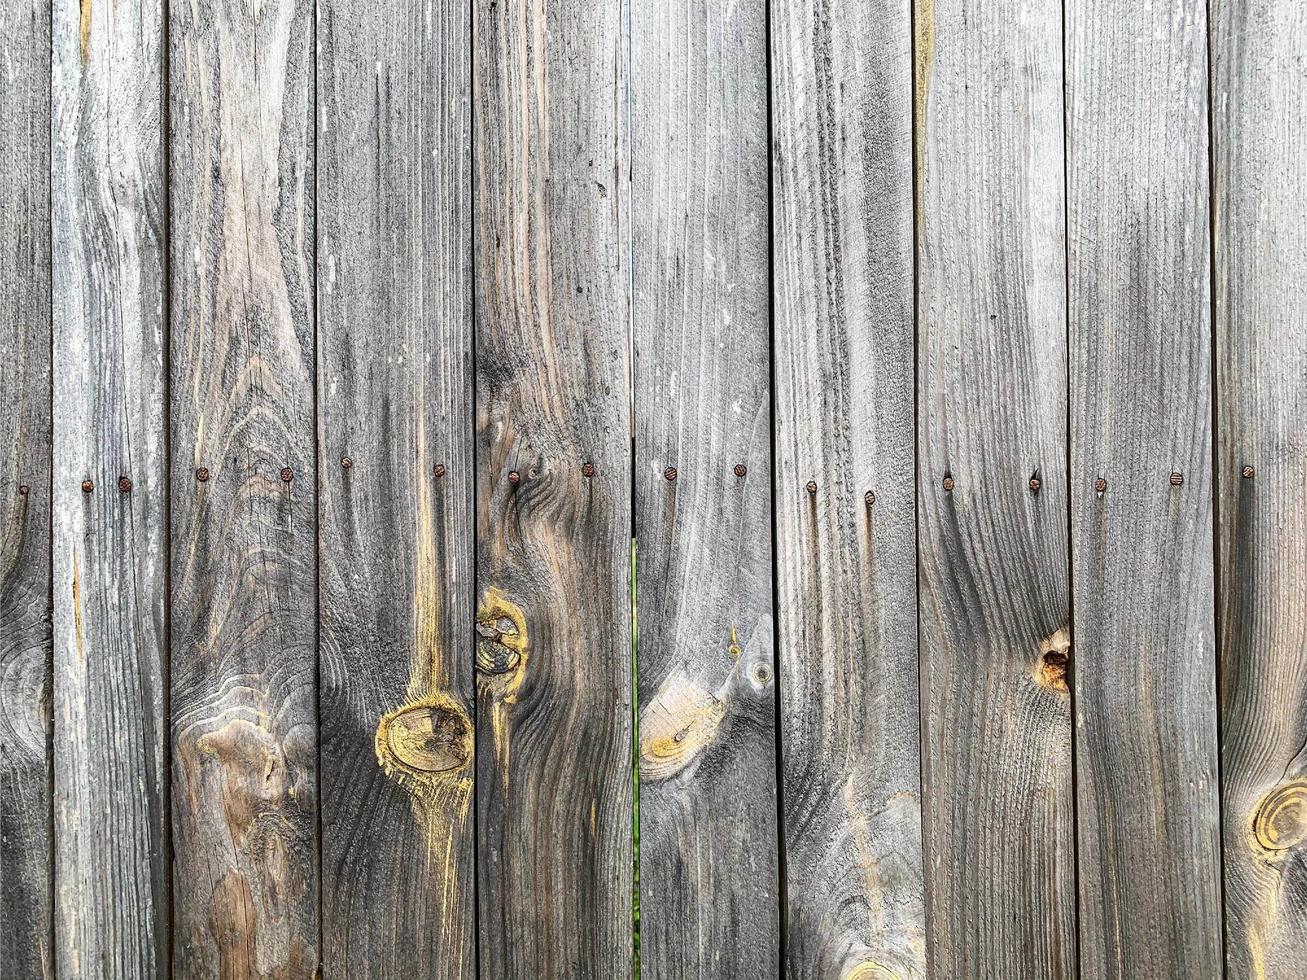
<box><xmin>1066</xmin><ymin>1</ymin><xmax>1222</xmax><ymax>976</ymax></box>
<box><xmin>168</xmin><ymin>0</ymin><xmax>318</xmax><ymax>974</ymax></box>
<box><xmin>1213</xmin><ymin>2</ymin><xmax>1307</xmax><ymax>976</ymax></box>
<box><xmin>915</xmin><ymin>0</ymin><xmax>1076</xmax><ymax>975</ymax></box>
<box><xmin>0</xmin><ymin>0</ymin><xmax>52</xmax><ymax>973</ymax></box>
<box><xmin>51</xmin><ymin>0</ymin><xmax>168</xmax><ymax>975</ymax></box>
<box><xmin>631</xmin><ymin>2</ymin><xmax>778</xmax><ymax>975</ymax></box>
<box><xmin>317</xmin><ymin>0</ymin><xmax>475</xmax><ymax>975</ymax></box>
<box><xmin>771</xmin><ymin>1</ymin><xmax>926</xmax><ymax>977</ymax></box>
<box><xmin>473</xmin><ymin>0</ymin><xmax>632</xmax><ymax>975</ymax></box>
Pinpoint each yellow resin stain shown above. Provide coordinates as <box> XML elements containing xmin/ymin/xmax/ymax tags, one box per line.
<box><xmin>80</xmin><ymin>0</ymin><xmax>92</xmax><ymax>62</ymax></box>
<box><xmin>1252</xmin><ymin>780</ymin><xmax>1307</xmax><ymax>854</ymax></box>
<box><xmin>373</xmin><ymin>414</ymin><xmax>473</xmax><ymax>899</ymax></box>
<box><xmin>913</xmin><ymin>0</ymin><xmax>936</xmax><ymax>208</ymax></box>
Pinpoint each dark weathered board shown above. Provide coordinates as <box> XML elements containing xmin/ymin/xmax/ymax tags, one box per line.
<box><xmin>1213</xmin><ymin>1</ymin><xmax>1307</xmax><ymax>975</ymax></box>
<box><xmin>915</xmin><ymin>0</ymin><xmax>1076</xmax><ymax>975</ymax></box>
<box><xmin>168</xmin><ymin>0</ymin><xmax>318</xmax><ymax>974</ymax></box>
<box><xmin>771</xmin><ymin>0</ymin><xmax>926</xmax><ymax>976</ymax></box>
<box><xmin>51</xmin><ymin>0</ymin><xmax>169</xmax><ymax>975</ymax></box>
<box><xmin>0</xmin><ymin>0</ymin><xmax>52</xmax><ymax>973</ymax></box>
<box><xmin>631</xmin><ymin>2</ymin><xmax>778</xmax><ymax>974</ymax></box>
<box><xmin>1066</xmin><ymin>1</ymin><xmax>1222</xmax><ymax>976</ymax></box>
<box><xmin>473</xmin><ymin>0</ymin><xmax>633</xmax><ymax>975</ymax></box>
<box><xmin>317</xmin><ymin>0</ymin><xmax>475</xmax><ymax>976</ymax></box>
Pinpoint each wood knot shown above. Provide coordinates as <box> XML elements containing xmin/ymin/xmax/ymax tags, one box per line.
<box><xmin>639</xmin><ymin>680</ymin><xmax>727</xmax><ymax>783</ymax></box>
<box><xmin>844</xmin><ymin>963</ymin><xmax>901</xmax><ymax>980</ymax></box>
<box><xmin>1253</xmin><ymin>780</ymin><xmax>1307</xmax><ymax>854</ymax></box>
<box><xmin>1034</xmin><ymin>626</ymin><xmax>1071</xmax><ymax>693</ymax></box>
<box><xmin>380</xmin><ymin>702</ymin><xmax>471</xmax><ymax>774</ymax></box>
<box><xmin>476</xmin><ymin>590</ymin><xmax>527</xmax><ymax>678</ymax></box>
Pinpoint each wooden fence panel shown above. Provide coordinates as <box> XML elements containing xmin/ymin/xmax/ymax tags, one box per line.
<box><xmin>771</xmin><ymin>0</ymin><xmax>926</xmax><ymax>977</ymax></box>
<box><xmin>915</xmin><ymin>0</ymin><xmax>1076</xmax><ymax>975</ymax></box>
<box><xmin>1066</xmin><ymin>1</ymin><xmax>1223</xmax><ymax>976</ymax></box>
<box><xmin>1213</xmin><ymin>1</ymin><xmax>1307</xmax><ymax>975</ymax></box>
<box><xmin>0</xmin><ymin>0</ymin><xmax>51</xmax><ymax>973</ymax></box>
<box><xmin>631</xmin><ymin>2</ymin><xmax>778</xmax><ymax>975</ymax></box>
<box><xmin>168</xmin><ymin>0</ymin><xmax>319</xmax><ymax>974</ymax></box>
<box><xmin>316</xmin><ymin>0</ymin><xmax>475</xmax><ymax>976</ymax></box>
<box><xmin>473</xmin><ymin>0</ymin><xmax>633</xmax><ymax>976</ymax></box>
<box><xmin>51</xmin><ymin>0</ymin><xmax>168</xmax><ymax>975</ymax></box>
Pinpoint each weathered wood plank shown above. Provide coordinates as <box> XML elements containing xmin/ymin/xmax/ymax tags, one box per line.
<box><xmin>631</xmin><ymin>3</ymin><xmax>778</xmax><ymax>975</ymax></box>
<box><xmin>771</xmin><ymin>0</ymin><xmax>926</xmax><ymax>976</ymax></box>
<box><xmin>169</xmin><ymin>0</ymin><xmax>318</xmax><ymax>974</ymax></box>
<box><xmin>1213</xmin><ymin>2</ymin><xmax>1307</xmax><ymax>975</ymax></box>
<box><xmin>915</xmin><ymin>0</ymin><xmax>1076</xmax><ymax>974</ymax></box>
<box><xmin>473</xmin><ymin>0</ymin><xmax>633</xmax><ymax>974</ymax></box>
<box><xmin>1066</xmin><ymin>1</ymin><xmax>1222</xmax><ymax>976</ymax></box>
<box><xmin>317</xmin><ymin>0</ymin><xmax>475</xmax><ymax>975</ymax></box>
<box><xmin>0</xmin><ymin>0</ymin><xmax>52</xmax><ymax>972</ymax></box>
<box><xmin>51</xmin><ymin>0</ymin><xmax>168</xmax><ymax>975</ymax></box>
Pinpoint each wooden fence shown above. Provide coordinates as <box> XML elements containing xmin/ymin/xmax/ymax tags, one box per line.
<box><xmin>1</xmin><ymin>0</ymin><xmax>1304</xmax><ymax>977</ymax></box>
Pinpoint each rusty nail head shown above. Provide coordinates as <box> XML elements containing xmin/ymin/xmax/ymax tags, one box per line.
<box><xmin>195</xmin><ymin>467</ymin><xmax>209</xmax><ymax>482</ymax></box>
<box><xmin>118</xmin><ymin>477</ymin><xmax>133</xmax><ymax>493</ymax></box>
<box><xmin>1095</xmin><ymin>477</ymin><xmax>1108</xmax><ymax>493</ymax></box>
<box><xmin>18</xmin><ymin>484</ymin><xmax>30</xmax><ymax>496</ymax></box>
<box><xmin>280</xmin><ymin>467</ymin><xmax>294</xmax><ymax>483</ymax></box>
<box><xmin>340</xmin><ymin>456</ymin><xmax>353</xmax><ymax>469</ymax></box>
<box><xmin>1029</xmin><ymin>476</ymin><xmax>1041</xmax><ymax>494</ymax></box>
<box><xmin>508</xmin><ymin>470</ymin><xmax>521</xmax><ymax>485</ymax></box>
<box><xmin>582</xmin><ymin>462</ymin><xmax>595</xmax><ymax>478</ymax></box>
<box><xmin>81</xmin><ymin>480</ymin><xmax>94</xmax><ymax>494</ymax></box>
<box><xmin>806</xmin><ymin>480</ymin><xmax>818</xmax><ymax>494</ymax></box>
<box><xmin>433</xmin><ymin>463</ymin><xmax>447</xmax><ymax>479</ymax></box>
<box><xmin>1170</xmin><ymin>471</ymin><xmax>1183</xmax><ymax>487</ymax></box>
<box><xmin>865</xmin><ymin>490</ymin><xmax>876</xmax><ymax>506</ymax></box>
<box><xmin>664</xmin><ymin>466</ymin><xmax>678</xmax><ymax>482</ymax></box>
<box><xmin>1242</xmin><ymin>465</ymin><xmax>1255</xmax><ymax>479</ymax></box>
<box><xmin>734</xmin><ymin>464</ymin><xmax>747</xmax><ymax>478</ymax></box>
<box><xmin>943</xmin><ymin>476</ymin><xmax>954</xmax><ymax>492</ymax></box>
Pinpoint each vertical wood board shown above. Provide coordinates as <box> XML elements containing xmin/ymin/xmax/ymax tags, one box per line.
<box><xmin>1213</xmin><ymin>1</ymin><xmax>1307</xmax><ymax>976</ymax></box>
<box><xmin>915</xmin><ymin>0</ymin><xmax>1076</xmax><ymax>974</ymax></box>
<box><xmin>0</xmin><ymin>0</ymin><xmax>52</xmax><ymax>973</ymax></box>
<box><xmin>631</xmin><ymin>1</ymin><xmax>778</xmax><ymax>974</ymax></box>
<box><xmin>168</xmin><ymin>0</ymin><xmax>319</xmax><ymax>973</ymax></box>
<box><xmin>473</xmin><ymin>0</ymin><xmax>634</xmax><ymax>976</ymax></box>
<box><xmin>1066</xmin><ymin>1</ymin><xmax>1223</xmax><ymax>976</ymax></box>
<box><xmin>771</xmin><ymin>0</ymin><xmax>927</xmax><ymax>976</ymax></box>
<box><xmin>317</xmin><ymin>0</ymin><xmax>476</xmax><ymax>975</ymax></box>
<box><xmin>51</xmin><ymin>0</ymin><xmax>169</xmax><ymax>974</ymax></box>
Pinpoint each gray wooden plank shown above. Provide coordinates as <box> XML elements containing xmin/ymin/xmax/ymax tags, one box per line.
<box><xmin>771</xmin><ymin>0</ymin><xmax>926</xmax><ymax>977</ymax></box>
<box><xmin>631</xmin><ymin>2</ymin><xmax>778</xmax><ymax>975</ymax></box>
<box><xmin>1066</xmin><ymin>1</ymin><xmax>1223</xmax><ymax>976</ymax></box>
<box><xmin>168</xmin><ymin>0</ymin><xmax>318</xmax><ymax>974</ymax></box>
<box><xmin>473</xmin><ymin>0</ymin><xmax>633</xmax><ymax>974</ymax></box>
<box><xmin>1212</xmin><ymin>2</ymin><xmax>1307</xmax><ymax>976</ymax></box>
<box><xmin>316</xmin><ymin>0</ymin><xmax>475</xmax><ymax>975</ymax></box>
<box><xmin>915</xmin><ymin>0</ymin><xmax>1076</xmax><ymax>974</ymax></box>
<box><xmin>0</xmin><ymin>0</ymin><xmax>52</xmax><ymax>973</ymax></box>
<box><xmin>50</xmin><ymin>0</ymin><xmax>168</xmax><ymax>975</ymax></box>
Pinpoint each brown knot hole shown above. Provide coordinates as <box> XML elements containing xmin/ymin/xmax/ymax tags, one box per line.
<box><xmin>1035</xmin><ymin>626</ymin><xmax>1071</xmax><ymax>693</ymax></box>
